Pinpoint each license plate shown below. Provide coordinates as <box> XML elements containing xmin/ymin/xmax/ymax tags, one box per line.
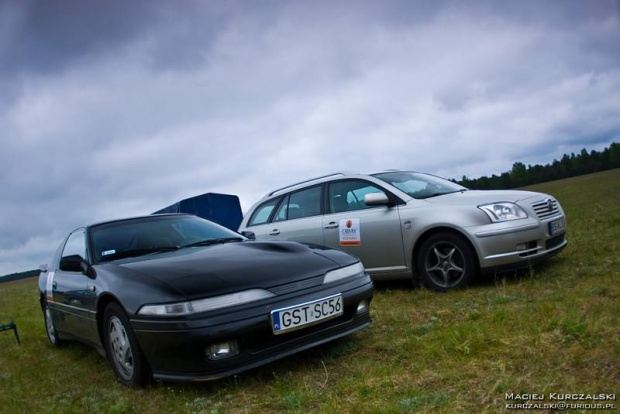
<box><xmin>548</xmin><ymin>217</ymin><xmax>566</xmax><ymax>236</ymax></box>
<box><xmin>271</xmin><ymin>294</ymin><xmax>343</xmax><ymax>335</ymax></box>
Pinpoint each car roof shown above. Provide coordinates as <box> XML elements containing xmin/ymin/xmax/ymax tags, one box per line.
<box><xmin>267</xmin><ymin>171</ymin><xmax>360</xmax><ymax>197</ymax></box>
<box><xmin>264</xmin><ymin>170</ymin><xmax>426</xmax><ymax>199</ymax></box>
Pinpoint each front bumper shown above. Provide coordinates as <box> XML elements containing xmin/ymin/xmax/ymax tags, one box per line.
<box><xmin>467</xmin><ymin>215</ymin><xmax>567</xmax><ymax>274</ymax></box>
<box><xmin>130</xmin><ymin>276</ymin><xmax>373</xmax><ymax>381</ymax></box>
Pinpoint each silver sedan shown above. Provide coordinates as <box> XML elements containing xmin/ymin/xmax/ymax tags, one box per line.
<box><xmin>239</xmin><ymin>171</ymin><xmax>567</xmax><ymax>291</ymax></box>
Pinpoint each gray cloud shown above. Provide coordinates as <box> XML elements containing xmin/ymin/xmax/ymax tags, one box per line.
<box><xmin>1</xmin><ymin>0</ymin><xmax>619</xmax><ymax>275</ymax></box>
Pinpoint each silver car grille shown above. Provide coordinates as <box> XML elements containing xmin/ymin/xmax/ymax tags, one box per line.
<box><xmin>531</xmin><ymin>198</ymin><xmax>561</xmax><ymax>220</ymax></box>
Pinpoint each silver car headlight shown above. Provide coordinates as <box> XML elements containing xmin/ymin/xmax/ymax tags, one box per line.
<box><xmin>138</xmin><ymin>289</ymin><xmax>276</xmax><ymax>316</ymax></box>
<box><xmin>323</xmin><ymin>262</ymin><xmax>365</xmax><ymax>284</ymax></box>
<box><xmin>478</xmin><ymin>202</ymin><xmax>528</xmax><ymax>223</ymax></box>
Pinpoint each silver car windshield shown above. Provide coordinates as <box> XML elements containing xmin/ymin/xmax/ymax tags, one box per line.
<box><xmin>373</xmin><ymin>172</ymin><xmax>467</xmax><ymax>200</ymax></box>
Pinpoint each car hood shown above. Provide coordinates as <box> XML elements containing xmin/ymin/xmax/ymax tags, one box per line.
<box><xmin>114</xmin><ymin>241</ymin><xmax>350</xmax><ymax>300</ymax></box>
<box><xmin>420</xmin><ymin>189</ymin><xmax>544</xmax><ymax>205</ymax></box>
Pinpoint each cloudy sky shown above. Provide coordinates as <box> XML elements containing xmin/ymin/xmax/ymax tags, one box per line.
<box><xmin>1</xmin><ymin>0</ymin><xmax>619</xmax><ymax>276</ymax></box>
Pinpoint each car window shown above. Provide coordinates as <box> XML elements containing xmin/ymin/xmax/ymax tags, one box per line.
<box><xmin>248</xmin><ymin>198</ymin><xmax>280</xmax><ymax>226</ymax></box>
<box><xmin>328</xmin><ymin>180</ymin><xmax>386</xmax><ymax>213</ymax></box>
<box><xmin>284</xmin><ymin>186</ymin><xmax>322</xmax><ymax>220</ymax></box>
<box><xmin>62</xmin><ymin>230</ymin><xmax>87</xmax><ymax>262</ymax></box>
<box><xmin>273</xmin><ymin>195</ymin><xmax>290</xmax><ymax>222</ymax></box>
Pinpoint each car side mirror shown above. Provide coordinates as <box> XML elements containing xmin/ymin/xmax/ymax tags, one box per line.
<box><xmin>60</xmin><ymin>255</ymin><xmax>96</xmax><ymax>278</ymax></box>
<box><xmin>364</xmin><ymin>192</ymin><xmax>390</xmax><ymax>206</ymax></box>
<box><xmin>241</xmin><ymin>231</ymin><xmax>256</xmax><ymax>240</ymax></box>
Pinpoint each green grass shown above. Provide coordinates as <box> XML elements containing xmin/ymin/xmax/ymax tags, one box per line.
<box><xmin>1</xmin><ymin>170</ymin><xmax>619</xmax><ymax>413</ymax></box>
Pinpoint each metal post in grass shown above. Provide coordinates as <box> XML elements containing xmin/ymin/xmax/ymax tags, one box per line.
<box><xmin>0</xmin><ymin>320</ymin><xmax>21</xmax><ymax>345</ymax></box>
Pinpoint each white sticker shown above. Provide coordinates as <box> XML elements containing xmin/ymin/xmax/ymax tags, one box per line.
<box><xmin>102</xmin><ymin>249</ymin><xmax>116</xmax><ymax>256</ymax></box>
<box><xmin>46</xmin><ymin>271</ymin><xmax>56</xmax><ymax>302</ymax></box>
<box><xmin>339</xmin><ymin>218</ymin><xmax>361</xmax><ymax>246</ymax></box>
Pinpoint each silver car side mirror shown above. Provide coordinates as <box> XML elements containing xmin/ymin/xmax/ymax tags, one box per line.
<box><xmin>364</xmin><ymin>192</ymin><xmax>390</xmax><ymax>206</ymax></box>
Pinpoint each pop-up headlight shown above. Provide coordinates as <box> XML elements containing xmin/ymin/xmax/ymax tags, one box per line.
<box><xmin>138</xmin><ymin>289</ymin><xmax>275</xmax><ymax>316</ymax></box>
<box><xmin>323</xmin><ymin>262</ymin><xmax>365</xmax><ymax>284</ymax></box>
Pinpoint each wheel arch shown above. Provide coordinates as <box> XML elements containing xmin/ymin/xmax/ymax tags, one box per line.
<box><xmin>411</xmin><ymin>226</ymin><xmax>481</xmax><ymax>277</ymax></box>
<box><xmin>96</xmin><ymin>293</ymin><xmax>122</xmax><ymax>346</ymax></box>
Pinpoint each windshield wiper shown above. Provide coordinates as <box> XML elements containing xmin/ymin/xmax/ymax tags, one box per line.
<box><xmin>101</xmin><ymin>246</ymin><xmax>180</xmax><ymax>261</ymax></box>
<box><xmin>181</xmin><ymin>237</ymin><xmax>244</xmax><ymax>248</ymax></box>
<box><xmin>419</xmin><ymin>189</ymin><xmax>468</xmax><ymax>199</ymax></box>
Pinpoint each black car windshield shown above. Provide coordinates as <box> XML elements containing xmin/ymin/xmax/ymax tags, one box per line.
<box><xmin>91</xmin><ymin>215</ymin><xmax>244</xmax><ymax>263</ymax></box>
<box><xmin>373</xmin><ymin>171</ymin><xmax>467</xmax><ymax>200</ymax></box>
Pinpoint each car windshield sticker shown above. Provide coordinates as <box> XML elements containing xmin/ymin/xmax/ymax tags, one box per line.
<box><xmin>46</xmin><ymin>271</ymin><xmax>55</xmax><ymax>302</ymax></box>
<box><xmin>102</xmin><ymin>249</ymin><xmax>116</xmax><ymax>256</ymax></box>
<box><xmin>339</xmin><ymin>218</ymin><xmax>361</xmax><ymax>246</ymax></box>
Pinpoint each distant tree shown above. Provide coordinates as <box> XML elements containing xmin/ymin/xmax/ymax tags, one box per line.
<box><xmin>560</xmin><ymin>154</ymin><xmax>573</xmax><ymax>177</ymax></box>
<box><xmin>610</xmin><ymin>142</ymin><xmax>620</xmax><ymax>166</ymax></box>
<box><xmin>579</xmin><ymin>148</ymin><xmax>591</xmax><ymax>174</ymax></box>
<box><xmin>500</xmin><ymin>172</ymin><xmax>512</xmax><ymax>188</ymax></box>
<box><xmin>510</xmin><ymin>162</ymin><xmax>528</xmax><ymax>187</ymax></box>
<box><xmin>590</xmin><ymin>149</ymin><xmax>602</xmax><ymax>172</ymax></box>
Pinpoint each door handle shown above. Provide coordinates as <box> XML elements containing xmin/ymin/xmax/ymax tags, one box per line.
<box><xmin>52</xmin><ymin>281</ymin><xmax>57</xmax><ymax>290</ymax></box>
<box><xmin>324</xmin><ymin>222</ymin><xmax>339</xmax><ymax>229</ymax></box>
<box><xmin>269</xmin><ymin>229</ymin><xmax>280</xmax><ymax>236</ymax></box>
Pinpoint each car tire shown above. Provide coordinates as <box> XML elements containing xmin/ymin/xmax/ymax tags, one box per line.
<box><xmin>103</xmin><ymin>302</ymin><xmax>151</xmax><ymax>387</ymax></box>
<box><xmin>42</xmin><ymin>300</ymin><xmax>63</xmax><ymax>347</ymax></box>
<box><xmin>417</xmin><ymin>232</ymin><xmax>477</xmax><ymax>292</ymax></box>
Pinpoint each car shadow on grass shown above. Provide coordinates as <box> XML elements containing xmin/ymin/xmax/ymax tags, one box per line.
<box><xmin>478</xmin><ymin>255</ymin><xmax>569</xmax><ymax>287</ymax></box>
<box><xmin>148</xmin><ymin>335</ymin><xmax>360</xmax><ymax>395</ymax></box>
<box><xmin>371</xmin><ymin>254</ymin><xmax>569</xmax><ymax>293</ymax></box>
<box><xmin>372</xmin><ymin>279</ymin><xmax>417</xmax><ymax>292</ymax></box>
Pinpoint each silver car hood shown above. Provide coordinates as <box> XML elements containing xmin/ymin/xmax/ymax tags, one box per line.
<box><xmin>421</xmin><ymin>190</ymin><xmax>545</xmax><ymax>205</ymax></box>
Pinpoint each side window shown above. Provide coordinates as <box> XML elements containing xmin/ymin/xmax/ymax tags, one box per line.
<box><xmin>287</xmin><ymin>186</ymin><xmax>321</xmax><ymax>219</ymax></box>
<box><xmin>62</xmin><ymin>230</ymin><xmax>87</xmax><ymax>262</ymax></box>
<box><xmin>273</xmin><ymin>195</ymin><xmax>290</xmax><ymax>222</ymax></box>
<box><xmin>328</xmin><ymin>180</ymin><xmax>386</xmax><ymax>213</ymax></box>
<box><xmin>248</xmin><ymin>198</ymin><xmax>280</xmax><ymax>226</ymax></box>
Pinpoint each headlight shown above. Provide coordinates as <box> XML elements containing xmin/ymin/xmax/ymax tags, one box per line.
<box><xmin>478</xmin><ymin>202</ymin><xmax>528</xmax><ymax>222</ymax></box>
<box><xmin>323</xmin><ymin>262</ymin><xmax>365</xmax><ymax>284</ymax></box>
<box><xmin>137</xmin><ymin>289</ymin><xmax>276</xmax><ymax>316</ymax></box>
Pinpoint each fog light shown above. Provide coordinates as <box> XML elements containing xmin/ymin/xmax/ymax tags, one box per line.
<box><xmin>207</xmin><ymin>340</ymin><xmax>240</xmax><ymax>360</ymax></box>
<box><xmin>357</xmin><ymin>300</ymin><xmax>369</xmax><ymax>313</ymax></box>
<box><xmin>516</xmin><ymin>241</ymin><xmax>537</xmax><ymax>252</ymax></box>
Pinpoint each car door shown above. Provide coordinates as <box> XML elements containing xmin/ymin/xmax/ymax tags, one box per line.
<box><xmin>262</xmin><ymin>185</ymin><xmax>325</xmax><ymax>245</ymax></box>
<box><xmin>322</xmin><ymin>179</ymin><xmax>407</xmax><ymax>275</ymax></box>
<box><xmin>50</xmin><ymin>229</ymin><xmax>99</xmax><ymax>343</ymax></box>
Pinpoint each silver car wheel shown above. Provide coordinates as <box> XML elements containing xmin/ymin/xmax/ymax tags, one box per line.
<box><xmin>108</xmin><ymin>316</ymin><xmax>134</xmax><ymax>380</ymax></box>
<box><xmin>418</xmin><ymin>232</ymin><xmax>476</xmax><ymax>291</ymax></box>
<box><xmin>424</xmin><ymin>243</ymin><xmax>466</xmax><ymax>288</ymax></box>
<box><xmin>45</xmin><ymin>306</ymin><xmax>57</xmax><ymax>344</ymax></box>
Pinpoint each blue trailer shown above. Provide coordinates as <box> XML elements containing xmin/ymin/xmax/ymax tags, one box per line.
<box><xmin>153</xmin><ymin>193</ymin><xmax>243</xmax><ymax>231</ymax></box>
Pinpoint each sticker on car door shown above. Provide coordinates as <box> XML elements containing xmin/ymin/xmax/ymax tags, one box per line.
<box><xmin>46</xmin><ymin>271</ymin><xmax>55</xmax><ymax>301</ymax></box>
<box><xmin>339</xmin><ymin>218</ymin><xmax>361</xmax><ymax>246</ymax></box>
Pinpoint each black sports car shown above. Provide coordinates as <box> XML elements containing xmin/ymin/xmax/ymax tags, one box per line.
<box><xmin>38</xmin><ymin>214</ymin><xmax>373</xmax><ymax>387</ymax></box>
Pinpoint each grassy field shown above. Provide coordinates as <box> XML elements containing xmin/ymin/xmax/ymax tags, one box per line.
<box><xmin>1</xmin><ymin>169</ymin><xmax>618</xmax><ymax>413</ymax></box>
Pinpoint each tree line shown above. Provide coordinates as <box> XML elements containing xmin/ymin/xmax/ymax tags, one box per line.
<box><xmin>0</xmin><ymin>269</ymin><xmax>40</xmax><ymax>283</ymax></box>
<box><xmin>457</xmin><ymin>142</ymin><xmax>620</xmax><ymax>189</ymax></box>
